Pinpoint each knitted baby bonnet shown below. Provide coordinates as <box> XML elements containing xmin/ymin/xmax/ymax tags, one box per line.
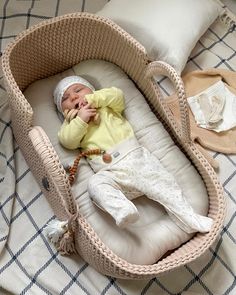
<box><xmin>53</xmin><ymin>76</ymin><xmax>95</xmax><ymax>113</ymax></box>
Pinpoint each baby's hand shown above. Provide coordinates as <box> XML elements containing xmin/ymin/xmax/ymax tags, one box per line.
<box><xmin>77</xmin><ymin>103</ymin><xmax>97</xmax><ymax>123</ymax></box>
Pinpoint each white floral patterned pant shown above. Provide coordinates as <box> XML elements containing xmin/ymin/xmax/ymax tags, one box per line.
<box><xmin>88</xmin><ymin>145</ymin><xmax>213</xmax><ymax>232</ymax></box>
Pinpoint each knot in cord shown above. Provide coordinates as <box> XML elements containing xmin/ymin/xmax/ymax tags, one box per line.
<box><xmin>58</xmin><ymin>204</ymin><xmax>79</xmax><ymax>255</ymax></box>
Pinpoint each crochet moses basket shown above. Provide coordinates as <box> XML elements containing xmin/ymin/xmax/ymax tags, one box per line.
<box><xmin>2</xmin><ymin>13</ymin><xmax>225</xmax><ymax>279</ymax></box>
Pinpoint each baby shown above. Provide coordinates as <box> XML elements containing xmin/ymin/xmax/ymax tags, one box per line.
<box><xmin>54</xmin><ymin>75</ymin><xmax>213</xmax><ymax>231</ymax></box>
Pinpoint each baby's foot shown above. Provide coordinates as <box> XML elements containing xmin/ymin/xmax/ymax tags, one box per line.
<box><xmin>116</xmin><ymin>211</ymin><xmax>140</xmax><ymax>229</ymax></box>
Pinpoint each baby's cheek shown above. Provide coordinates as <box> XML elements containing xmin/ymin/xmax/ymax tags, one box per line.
<box><xmin>62</xmin><ymin>100</ymin><xmax>71</xmax><ymax>111</ymax></box>
<box><xmin>61</xmin><ymin>104</ymin><xmax>67</xmax><ymax>112</ymax></box>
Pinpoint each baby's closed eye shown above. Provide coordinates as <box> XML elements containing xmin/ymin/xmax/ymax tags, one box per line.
<box><xmin>62</xmin><ymin>95</ymin><xmax>68</xmax><ymax>101</ymax></box>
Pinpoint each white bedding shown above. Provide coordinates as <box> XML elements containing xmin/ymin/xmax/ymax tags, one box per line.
<box><xmin>24</xmin><ymin>60</ymin><xmax>209</xmax><ymax>264</ymax></box>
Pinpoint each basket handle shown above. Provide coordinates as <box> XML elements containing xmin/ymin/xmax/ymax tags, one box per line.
<box><xmin>145</xmin><ymin>61</ymin><xmax>191</xmax><ymax>143</ymax></box>
<box><xmin>28</xmin><ymin>126</ymin><xmax>79</xmax><ymax>220</ymax></box>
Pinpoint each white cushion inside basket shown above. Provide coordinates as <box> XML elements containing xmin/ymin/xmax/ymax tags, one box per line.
<box><xmin>24</xmin><ymin>60</ymin><xmax>209</xmax><ymax>265</ymax></box>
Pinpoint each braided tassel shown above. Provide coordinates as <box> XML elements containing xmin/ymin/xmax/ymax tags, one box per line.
<box><xmin>58</xmin><ymin>230</ymin><xmax>77</xmax><ymax>255</ymax></box>
<box><xmin>44</xmin><ymin>219</ymin><xmax>77</xmax><ymax>255</ymax></box>
<box><xmin>68</xmin><ymin>149</ymin><xmax>103</xmax><ymax>185</ymax></box>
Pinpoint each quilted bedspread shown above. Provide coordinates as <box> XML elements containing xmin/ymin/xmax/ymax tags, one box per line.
<box><xmin>0</xmin><ymin>1</ymin><xmax>236</xmax><ymax>294</ymax></box>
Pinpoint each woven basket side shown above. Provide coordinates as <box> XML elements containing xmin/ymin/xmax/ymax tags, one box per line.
<box><xmin>3</xmin><ymin>13</ymin><xmax>147</xmax><ymax>91</ymax></box>
<box><xmin>28</xmin><ymin>126</ymin><xmax>77</xmax><ymax>220</ymax></box>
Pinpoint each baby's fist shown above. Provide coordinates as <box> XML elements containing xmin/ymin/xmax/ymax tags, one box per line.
<box><xmin>77</xmin><ymin>103</ymin><xmax>97</xmax><ymax>123</ymax></box>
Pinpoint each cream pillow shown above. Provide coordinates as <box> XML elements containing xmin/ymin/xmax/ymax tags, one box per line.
<box><xmin>97</xmin><ymin>0</ymin><xmax>222</xmax><ymax>73</ymax></box>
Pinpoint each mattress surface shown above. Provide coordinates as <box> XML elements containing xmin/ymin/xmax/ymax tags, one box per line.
<box><xmin>24</xmin><ymin>59</ymin><xmax>209</xmax><ymax>264</ymax></box>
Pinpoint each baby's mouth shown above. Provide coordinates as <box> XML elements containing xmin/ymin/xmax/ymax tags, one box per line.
<box><xmin>75</xmin><ymin>103</ymin><xmax>79</xmax><ymax>109</ymax></box>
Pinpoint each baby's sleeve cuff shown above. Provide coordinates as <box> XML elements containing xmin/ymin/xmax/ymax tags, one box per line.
<box><xmin>73</xmin><ymin>116</ymin><xmax>88</xmax><ymax>127</ymax></box>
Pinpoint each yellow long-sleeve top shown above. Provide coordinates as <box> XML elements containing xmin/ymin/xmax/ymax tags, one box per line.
<box><xmin>58</xmin><ymin>87</ymin><xmax>135</xmax><ymax>154</ymax></box>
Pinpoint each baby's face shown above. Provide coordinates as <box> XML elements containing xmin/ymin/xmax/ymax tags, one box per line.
<box><xmin>61</xmin><ymin>83</ymin><xmax>93</xmax><ymax>111</ymax></box>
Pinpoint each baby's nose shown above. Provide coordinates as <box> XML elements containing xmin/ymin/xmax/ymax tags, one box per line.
<box><xmin>71</xmin><ymin>93</ymin><xmax>79</xmax><ymax>100</ymax></box>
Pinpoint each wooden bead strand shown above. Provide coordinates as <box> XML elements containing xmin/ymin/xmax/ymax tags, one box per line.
<box><xmin>68</xmin><ymin>149</ymin><xmax>104</xmax><ymax>185</ymax></box>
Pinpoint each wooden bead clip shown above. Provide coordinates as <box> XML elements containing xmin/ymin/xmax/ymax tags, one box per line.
<box><xmin>68</xmin><ymin>149</ymin><xmax>112</xmax><ymax>185</ymax></box>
